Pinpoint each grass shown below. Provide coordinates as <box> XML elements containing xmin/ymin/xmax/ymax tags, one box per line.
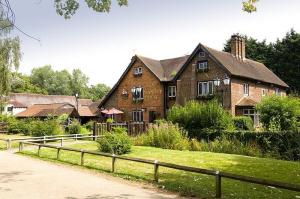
<box><xmin>20</xmin><ymin>141</ymin><xmax>300</xmax><ymax>199</ymax></box>
<box><xmin>0</xmin><ymin>133</ymin><xmax>30</xmax><ymax>150</ymax></box>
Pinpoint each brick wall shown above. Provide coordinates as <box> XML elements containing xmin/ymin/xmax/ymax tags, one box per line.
<box><xmin>175</xmin><ymin>49</ymin><xmax>231</xmax><ymax>110</ymax></box>
<box><xmin>103</xmin><ymin>58</ymin><xmax>165</xmax><ymax>122</ymax></box>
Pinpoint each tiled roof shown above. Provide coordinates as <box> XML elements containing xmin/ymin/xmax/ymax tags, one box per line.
<box><xmin>236</xmin><ymin>98</ymin><xmax>258</xmax><ymax>107</ymax></box>
<box><xmin>16</xmin><ymin>103</ymin><xmax>76</xmax><ymax>117</ymax></box>
<box><xmin>9</xmin><ymin>93</ymin><xmax>93</xmax><ymax>108</ymax></box>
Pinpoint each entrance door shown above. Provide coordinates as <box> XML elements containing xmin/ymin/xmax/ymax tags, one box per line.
<box><xmin>149</xmin><ymin>111</ymin><xmax>156</xmax><ymax>123</ymax></box>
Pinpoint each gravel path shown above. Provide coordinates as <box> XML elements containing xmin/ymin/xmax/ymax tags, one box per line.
<box><xmin>0</xmin><ymin>151</ymin><xmax>185</xmax><ymax>199</ymax></box>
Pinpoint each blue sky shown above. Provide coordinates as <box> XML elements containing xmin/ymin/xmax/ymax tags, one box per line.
<box><xmin>9</xmin><ymin>0</ymin><xmax>300</xmax><ymax>87</ymax></box>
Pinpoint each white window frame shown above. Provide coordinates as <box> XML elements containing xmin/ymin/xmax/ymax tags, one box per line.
<box><xmin>199</xmin><ymin>51</ymin><xmax>205</xmax><ymax>57</ymax></box>
<box><xmin>168</xmin><ymin>86</ymin><xmax>176</xmax><ymax>98</ymax></box>
<box><xmin>132</xmin><ymin>110</ymin><xmax>143</xmax><ymax>122</ymax></box>
<box><xmin>243</xmin><ymin>83</ymin><xmax>249</xmax><ymax>96</ymax></box>
<box><xmin>132</xmin><ymin>87</ymin><xmax>144</xmax><ymax>100</ymax></box>
<box><xmin>197</xmin><ymin>61</ymin><xmax>208</xmax><ymax>70</ymax></box>
<box><xmin>134</xmin><ymin>67</ymin><xmax>142</xmax><ymax>75</ymax></box>
<box><xmin>197</xmin><ymin>81</ymin><xmax>214</xmax><ymax>96</ymax></box>
<box><xmin>243</xmin><ymin>108</ymin><xmax>260</xmax><ymax>127</ymax></box>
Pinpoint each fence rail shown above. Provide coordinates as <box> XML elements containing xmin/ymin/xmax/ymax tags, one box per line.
<box><xmin>0</xmin><ymin>134</ymin><xmax>93</xmax><ymax>150</ymax></box>
<box><xmin>93</xmin><ymin>122</ymin><xmax>148</xmax><ymax>136</ymax></box>
<box><xmin>19</xmin><ymin>141</ymin><xmax>300</xmax><ymax>198</ymax></box>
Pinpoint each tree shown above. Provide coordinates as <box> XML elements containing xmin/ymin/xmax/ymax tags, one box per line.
<box><xmin>51</xmin><ymin>70</ymin><xmax>72</xmax><ymax>95</ymax></box>
<box><xmin>54</xmin><ymin>0</ymin><xmax>128</xmax><ymax>19</ymax></box>
<box><xmin>256</xmin><ymin>96</ymin><xmax>300</xmax><ymax>131</ymax></box>
<box><xmin>223</xmin><ymin>29</ymin><xmax>300</xmax><ymax>94</ymax></box>
<box><xmin>30</xmin><ymin>65</ymin><xmax>55</xmax><ymax>93</ymax></box>
<box><xmin>242</xmin><ymin>0</ymin><xmax>259</xmax><ymax>13</ymax></box>
<box><xmin>70</xmin><ymin>68</ymin><xmax>89</xmax><ymax>97</ymax></box>
<box><xmin>87</xmin><ymin>83</ymin><xmax>111</xmax><ymax>101</ymax></box>
<box><xmin>11</xmin><ymin>72</ymin><xmax>47</xmax><ymax>94</ymax></box>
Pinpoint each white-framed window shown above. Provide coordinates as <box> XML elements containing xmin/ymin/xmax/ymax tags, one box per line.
<box><xmin>243</xmin><ymin>108</ymin><xmax>260</xmax><ymax>127</ymax></box>
<box><xmin>197</xmin><ymin>61</ymin><xmax>208</xmax><ymax>70</ymax></box>
<box><xmin>168</xmin><ymin>86</ymin><xmax>176</xmax><ymax>98</ymax></box>
<box><xmin>243</xmin><ymin>83</ymin><xmax>249</xmax><ymax>96</ymax></box>
<box><xmin>7</xmin><ymin>106</ymin><xmax>13</xmax><ymax>112</ymax></box>
<box><xmin>132</xmin><ymin>110</ymin><xmax>143</xmax><ymax>122</ymax></box>
<box><xmin>133</xmin><ymin>67</ymin><xmax>142</xmax><ymax>75</ymax></box>
<box><xmin>198</xmin><ymin>81</ymin><xmax>214</xmax><ymax>96</ymax></box>
<box><xmin>262</xmin><ymin>88</ymin><xmax>267</xmax><ymax>97</ymax></box>
<box><xmin>199</xmin><ymin>51</ymin><xmax>205</xmax><ymax>57</ymax></box>
<box><xmin>275</xmin><ymin>88</ymin><xmax>281</xmax><ymax>96</ymax></box>
<box><xmin>132</xmin><ymin>87</ymin><xmax>144</xmax><ymax>100</ymax></box>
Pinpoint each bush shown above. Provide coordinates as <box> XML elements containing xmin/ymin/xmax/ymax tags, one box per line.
<box><xmin>30</xmin><ymin>119</ymin><xmax>62</xmax><ymax>136</ymax></box>
<box><xmin>66</xmin><ymin>120</ymin><xmax>81</xmax><ymax>134</ymax></box>
<box><xmin>135</xmin><ymin>121</ymin><xmax>190</xmax><ymax>150</ymax></box>
<box><xmin>97</xmin><ymin>127</ymin><xmax>132</xmax><ymax>155</ymax></box>
<box><xmin>167</xmin><ymin>100</ymin><xmax>234</xmax><ymax>139</ymax></box>
<box><xmin>233</xmin><ymin>116</ymin><xmax>254</xmax><ymax>131</ymax></box>
<box><xmin>83</xmin><ymin>121</ymin><xmax>94</xmax><ymax>131</ymax></box>
<box><xmin>256</xmin><ymin>96</ymin><xmax>300</xmax><ymax>131</ymax></box>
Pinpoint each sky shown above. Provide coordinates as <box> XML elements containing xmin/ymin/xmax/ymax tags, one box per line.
<box><xmin>8</xmin><ymin>0</ymin><xmax>300</xmax><ymax>87</ymax></box>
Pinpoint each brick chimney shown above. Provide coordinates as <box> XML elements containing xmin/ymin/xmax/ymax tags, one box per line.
<box><xmin>231</xmin><ymin>35</ymin><xmax>246</xmax><ymax>60</ymax></box>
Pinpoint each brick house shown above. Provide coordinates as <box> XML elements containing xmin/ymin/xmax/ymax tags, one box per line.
<box><xmin>99</xmin><ymin>35</ymin><xmax>289</xmax><ymax>125</ymax></box>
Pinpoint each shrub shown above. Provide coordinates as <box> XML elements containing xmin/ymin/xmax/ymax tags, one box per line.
<box><xmin>136</xmin><ymin>121</ymin><xmax>190</xmax><ymax>150</ymax></box>
<box><xmin>30</xmin><ymin>119</ymin><xmax>62</xmax><ymax>136</ymax></box>
<box><xmin>256</xmin><ymin>96</ymin><xmax>300</xmax><ymax>131</ymax></box>
<box><xmin>83</xmin><ymin>121</ymin><xmax>94</xmax><ymax>131</ymax></box>
<box><xmin>97</xmin><ymin>127</ymin><xmax>132</xmax><ymax>155</ymax></box>
<box><xmin>233</xmin><ymin>116</ymin><xmax>254</xmax><ymax>131</ymax></box>
<box><xmin>167</xmin><ymin>100</ymin><xmax>234</xmax><ymax>139</ymax></box>
<box><xmin>66</xmin><ymin>120</ymin><xmax>81</xmax><ymax>134</ymax></box>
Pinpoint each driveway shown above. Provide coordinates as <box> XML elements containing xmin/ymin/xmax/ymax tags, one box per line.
<box><xmin>0</xmin><ymin>151</ymin><xmax>184</xmax><ymax>199</ymax></box>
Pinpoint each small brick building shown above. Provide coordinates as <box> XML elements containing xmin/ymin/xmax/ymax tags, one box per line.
<box><xmin>99</xmin><ymin>35</ymin><xmax>289</xmax><ymax>125</ymax></box>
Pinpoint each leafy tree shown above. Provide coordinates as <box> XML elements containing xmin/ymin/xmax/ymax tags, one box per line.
<box><xmin>256</xmin><ymin>96</ymin><xmax>300</xmax><ymax>131</ymax></box>
<box><xmin>70</xmin><ymin>68</ymin><xmax>89</xmax><ymax>97</ymax></box>
<box><xmin>11</xmin><ymin>72</ymin><xmax>47</xmax><ymax>94</ymax></box>
<box><xmin>87</xmin><ymin>83</ymin><xmax>110</xmax><ymax>101</ymax></box>
<box><xmin>30</xmin><ymin>65</ymin><xmax>55</xmax><ymax>92</ymax></box>
<box><xmin>223</xmin><ymin>29</ymin><xmax>300</xmax><ymax>94</ymax></box>
<box><xmin>54</xmin><ymin>0</ymin><xmax>128</xmax><ymax>19</ymax></box>
<box><xmin>243</xmin><ymin>0</ymin><xmax>259</xmax><ymax>13</ymax></box>
<box><xmin>51</xmin><ymin>70</ymin><xmax>72</xmax><ymax>95</ymax></box>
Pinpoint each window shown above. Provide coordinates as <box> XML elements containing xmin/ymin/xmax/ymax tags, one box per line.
<box><xmin>198</xmin><ymin>81</ymin><xmax>214</xmax><ymax>96</ymax></box>
<box><xmin>243</xmin><ymin>83</ymin><xmax>249</xmax><ymax>96</ymax></box>
<box><xmin>275</xmin><ymin>88</ymin><xmax>281</xmax><ymax>96</ymax></box>
<box><xmin>262</xmin><ymin>89</ymin><xmax>267</xmax><ymax>97</ymax></box>
<box><xmin>132</xmin><ymin>110</ymin><xmax>143</xmax><ymax>122</ymax></box>
<box><xmin>7</xmin><ymin>106</ymin><xmax>13</xmax><ymax>112</ymax></box>
<box><xmin>199</xmin><ymin>51</ymin><xmax>205</xmax><ymax>57</ymax></box>
<box><xmin>168</xmin><ymin>86</ymin><xmax>176</xmax><ymax>98</ymax></box>
<box><xmin>243</xmin><ymin>108</ymin><xmax>260</xmax><ymax>127</ymax></box>
<box><xmin>197</xmin><ymin>61</ymin><xmax>208</xmax><ymax>71</ymax></box>
<box><xmin>133</xmin><ymin>67</ymin><xmax>142</xmax><ymax>76</ymax></box>
<box><xmin>132</xmin><ymin>87</ymin><xmax>144</xmax><ymax>100</ymax></box>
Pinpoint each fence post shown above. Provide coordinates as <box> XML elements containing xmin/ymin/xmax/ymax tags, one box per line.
<box><xmin>60</xmin><ymin>138</ymin><xmax>63</xmax><ymax>146</ymax></box>
<box><xmin>38</xmin><ymin>145</ymin><xmax>41</xmax><ymax>157</ymax></box>
<box><xmin>7</xmin><ymin>139</ymin><xmax>11</xmax><ymax>150</ymax></box>
<box><xmin>75</xmin><ymin>134</ymin><xmax>78</xmax><ymax>141</ymax></box>
<box><xmin>112</xmin><ymin>154</ymin><xmax>116</xmax><ymax>173</ymax></box>
<box><xmin>154</xmin><ymin>160</ymin><xmax>159</xmax><ymax>182</ymax></box>
<box><xmin>215</xmin><ymin>171</ymin><xmax>221</xmax><ymax>198</ymax></box>
<box><xmin>19</xmin><ymin>142</ymin><xmax>22</xmax><ymax>152</ymax></box>
<box><xmin>43</xmin><ymin>136</ymin><xmax>46</xmax><ymax>144</ymax></box>
<box><xmin>93</xmin><ymin>122</ymin><xmax>97</xmax><ymax>141</ymax></box>
<box><xmin>80</xmin><ymin>150</ymin><xmax>85</xmax><ymax>166</ymax></box>
<box><xmin>57</xmin><ymin>148</ymin><xmax>61</xmax><ymax>160</ymax></box>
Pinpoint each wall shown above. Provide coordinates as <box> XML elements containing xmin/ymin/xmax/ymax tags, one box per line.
<box><xmin>103</xmin><ymin>58</ymin><xmax>165</xmax><ymax>122</ymax></box>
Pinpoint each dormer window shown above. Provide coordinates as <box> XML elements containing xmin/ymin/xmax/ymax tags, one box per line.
<box><xmin>168</xmin><ymin>86</ymin><xmax>176</xmax><ymax>98</ymax></box>
<box><xmin>199</xmin><ymin>51</ymin><xmax>205</xmax><ymax>57</ymax></box>
<box><xmin>197</xmin><ymin>61</ymin><xmax>208</xmax><ymax>71</ymax></box>
<box><xmin>133</xmin><ymin>67</ymin><xmax>142</xmax><ymax>76</ymax></box>
<box><xmin>131</xmin><ymin>87</ymin><xmax>144</xmax><ymax>101</ymax></box>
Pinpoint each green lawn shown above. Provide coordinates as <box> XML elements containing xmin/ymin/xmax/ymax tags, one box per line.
<box><xmin>0</xmin><ymin>134</ymin><xmax>30</xmax><ymax>150</ymax></box>
<box><xmin>21</xmin><ymin>141</ymin><xmax>300</xmax><ymax>199</ymax></box>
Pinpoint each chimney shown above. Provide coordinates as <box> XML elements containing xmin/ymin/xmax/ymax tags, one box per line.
<box><xmin>231</xmin><ymin>35</ymin><xmax>245</xmax><ymax>60</ymax></box>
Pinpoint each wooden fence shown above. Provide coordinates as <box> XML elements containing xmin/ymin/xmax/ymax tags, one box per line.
<box><xmin>0</xmin><ymin>122</ymin><xmax>8</xmax><ymax>133</ymax></box>
<box><xmin>93</xmin><ymin>122</ymin><xmax>148</xmax><ymax>136</ymax></box>
<box><xmin>0</xmin><ymin>134</ymin><xmax>93</xmax><ymax>150</ymax></box>
<box><xmin>19</xmin><ymin>141</ymin><xmax>300</xmax><ymax>198</ymax></box>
